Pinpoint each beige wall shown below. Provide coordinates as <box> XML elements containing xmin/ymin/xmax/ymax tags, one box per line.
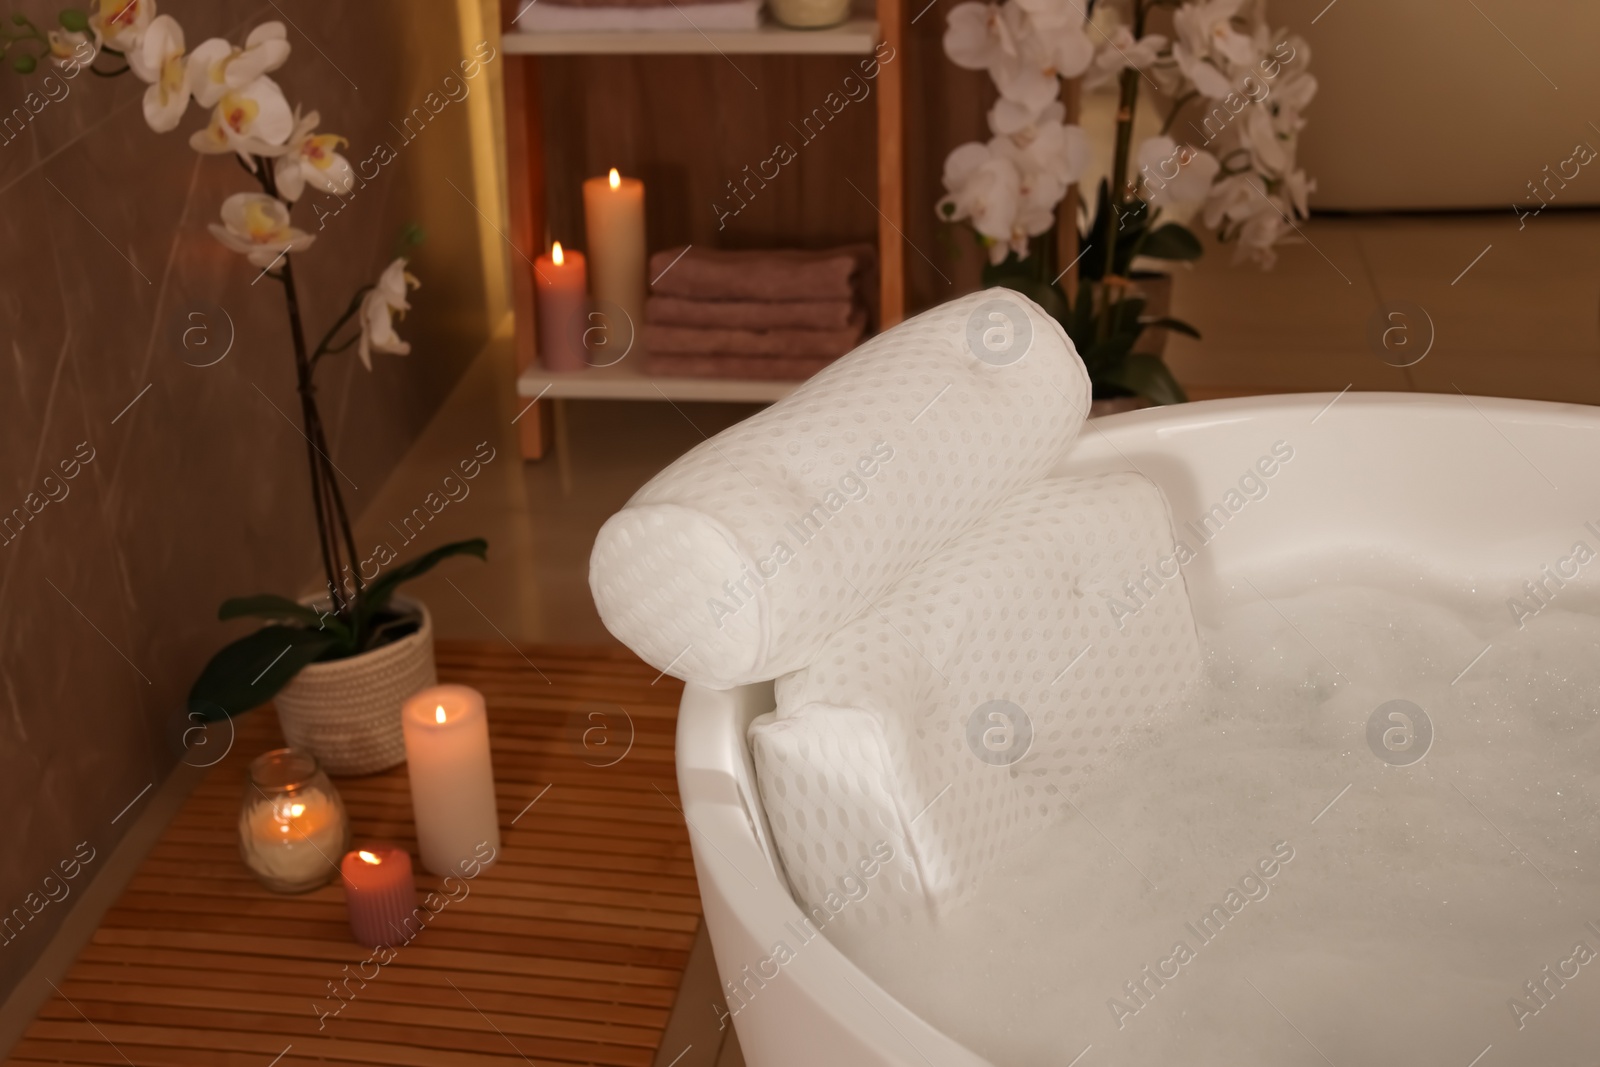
<box><xmin>1273</xmin><ymin>0</ymin><xmax>1600</xmax><ymax>211</ymax></box>
<box><xmin>0</xmin><ymin>0</ymin><xmax>501</xmax><ymax>999</ymax></box>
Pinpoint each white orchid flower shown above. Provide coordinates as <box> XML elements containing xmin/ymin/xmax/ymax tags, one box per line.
<box><xmin>1244</xmin><ymin>107</ymin><xmax>1291</xmax><ymax>176</ymax></box>
<box><xmin>1235</xmin><ymin>198</ymin><xmax>1292</xmax><ymax>267</ymax></box>
<box><xmin>274</xmin><ymin>110</ymin><xmax>355</xmax><ymax>202</ymax></box>
<box><xmin>1172</xmin><ymin>0</ymin><xmax>1257</xmax><ymax>99</ymax></box>
<box><xmin>999</xmin><ymin>114</ymin><xmax>1089</xmax><ymax>190</ymax></box>
<box><xmin>1269</xmin><ymin>68</ymin><xmax>1318</xmax><ymax>134</ymax></box>
<box><xmin>1201</xmin><ymin>172</ymin><xmax>1262</xmax><ymax>230</ymax></box>
<box><xmin>1173</xmin><ymin>0</ymin><xmax>1258</xmax><ymax>67</ymax></box>
<box><xmin>208</xmin><ymin>192</ymin><xmax>315</xmax><ymax>268</ymax></box>
<box><xmin>187</xmin><ymin>22</ymin><xmax>290</xmax><ymax>108</ymax></box>
<box><xmin>357</xmin><ymin>258</ymin><xmax>421</xmax><ymax>371</ymax></box>
<box><xmin>1282</xmin><ymin>167</ymin><xmax>1314</xmax><ymax>218</ymax></box>
<box><xmin>991</xmin><ymin>62</ymin><xmax>1063</xmax><ymax>120</ymax></box>
<box><xmin>188</xmin><ymin>75</ymin><xmax>294</xmax><ymax>161</ymax></box>
<box><xmin>48</xmin><ymin>28</ymin><xmax>97</xmax><ymax>68</ymax></box>
<box><xmin>128</xmin><ymin>15</ymin><xmax>191</xmax><ymax>132</ymax></box>
<box><xmin>943</xmin><ymin>2</ymin><xmax>1017</xmax><ymax>72</ymax></box>
<box><xmin>938</xmin><ymin>141</ymin><xmax>1023</xmax><ymax>259</ymax></box>
<box><xmin>1137</xmin><ymin>136</ymin><xmax>1220</xmax><ymax>206</ymax></box>
<box><xmin>1009</xmin><ymin>0</ymin><xmax>1095</xmax><ymax>76</ymax></box>
<box><xmin>89</xmin><ymin>0</ymin><xmax>154</xmax><ymax>54</ymax></box>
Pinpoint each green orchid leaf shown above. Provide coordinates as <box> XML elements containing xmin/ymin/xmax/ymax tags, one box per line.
<box><xmin>219</xmin><ymin>594</ymin><xmax>324</xmax><ymax>625</ymax></box>
<box><xmin>12</xmin><ymin>53</ymin><xmax>37</xmax><ymax>74</ymax></box>
<box><xmin>1138</xmin><ymin>223</ymin><xmax>1204</xmax><ymax>262</ymax></box>
<box><xmin>219</xmin><ymin>594</ymin><xmax>353</xmax><ymax>647</ymax></box>
<box><xmin>358</xmin><ymin>538</ymin><xmax>488</xmax><ymax>633</ymax></box>
<box><xmin>1140</xmin><ymin>315</ymin><xmax>1203</xmax><ymax>341</ymax></box>
<box><xmin>59</xmin><ymin>8</ymin><xmax>89</xmax><ymax>31</ymax></box>
<box><xmin>1104</xmin><ymin>353</ymin><xmax>1189</xmax><ymax>406</ymax></box>
<box><xmin>189</xmin><ymin>626</ymin><xmax>342</xmax><ymax>721</ymax></box>
<box><xmin>1081</xmin><ymin>334</ymin><xmax>1137</xmax><ymax>379</ymax></box>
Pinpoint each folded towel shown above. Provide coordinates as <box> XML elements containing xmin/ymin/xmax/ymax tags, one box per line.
<box><xmin>648</xmin><ymin>244</ymin><xmax>875</xmax><ymax>302</ymax></box>
<box><xmin>644</xmin><ymin>353</ymin><xmax>837</xmax><ymax>380</ymax></box>
<box><xmin>646</xmin><ymin>295</ymin><xmax>861</xmax><ymax>332</ymax></box>
<box><xmin>518</xmin><ymin>0</ymin><xmax>759</xmax><ymax>31</ymax></box>
<box><xmin>645</xmin><ymin>316</ymin><xmax>865</xmax><ymax>358</ymax></box>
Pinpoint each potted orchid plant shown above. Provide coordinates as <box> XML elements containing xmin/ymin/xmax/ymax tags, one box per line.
<box><xmin>937</xmin><ymin>0</ymin><xmax>1317</xmax><ymax>407</ymax></box>
<box><xmin>7</xmin><ymin>1</ymin><xmax>486</xmax><ymax>774</ymax></box>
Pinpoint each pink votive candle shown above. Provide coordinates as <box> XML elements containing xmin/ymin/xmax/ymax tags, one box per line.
<box><xmin>341</xmin><ymin>846</ymin><xmax>417</xmax><ymax>948</ymax></box>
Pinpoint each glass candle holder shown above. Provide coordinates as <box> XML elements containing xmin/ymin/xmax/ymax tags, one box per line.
<box><xmin>238</xmin><ymin>748</ymin><xmax>350</xmax><ymax>893</ymax></box>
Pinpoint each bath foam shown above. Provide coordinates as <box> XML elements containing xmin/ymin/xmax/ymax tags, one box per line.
<box><xmin>588</xmin><ymin>289</ymin><xmax>1091</xmax><ymax>690</ymax></box>
<box><xmin>837</xmin><ymin>581</ymin><xmax>1600</xmax><ymax>1066</ymax></box>
<box><xmin>752</xmin><ymin>472</ymin><xmax>1203</xmax><ymax>935</ymax></box>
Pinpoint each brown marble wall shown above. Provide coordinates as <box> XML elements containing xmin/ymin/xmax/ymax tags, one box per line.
<box><xmin>0</xmin><ymin>0</ymin><xmax>500</xmax><ymax>996</ymax></box>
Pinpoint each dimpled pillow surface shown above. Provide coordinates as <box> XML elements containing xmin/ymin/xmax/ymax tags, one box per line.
<box><xmin>588</xmin><ymin>289</ymin><xmax>1091</xmax><ymax>690</ymax></box>
<box><xmin>750</xmin><ymin>473</ymin><xmax>1203</xmax><ymax>934</ymax></box>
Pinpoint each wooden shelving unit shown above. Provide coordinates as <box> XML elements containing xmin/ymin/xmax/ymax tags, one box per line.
<box><xmin>498</xmin><ymin>0</ymin><xmax>906</xmax><ymax>459</ymax></box>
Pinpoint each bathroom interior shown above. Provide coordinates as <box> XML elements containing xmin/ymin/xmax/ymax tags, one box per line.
<box><xmin>2</xmin><ymin>0</ymin><xmax>1598</xmax><ymax>1064</ymax></box>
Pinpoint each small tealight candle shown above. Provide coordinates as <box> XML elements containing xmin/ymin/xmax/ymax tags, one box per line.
<box><xmin>341</xmin><ymin>846</ymin><xmax>418</xmax><ymax>948</ymax></box>
<box><xmin>535</xmin><ymin>241</ymin><xmax>589</xmax><ymax>372</ymax></box>
<box><xmin>582</xmin><ymin>168</ymin><xmax>646</xmax><ymax>335</ymax></box>
<box><xmin>402</xmin><ymin>685</ymin><xmax>502</xmax><ymax>876</ymax></box>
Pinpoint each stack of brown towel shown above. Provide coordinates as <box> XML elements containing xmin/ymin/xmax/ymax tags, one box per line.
<box><xmin>644</xmin><ymin>245</ymin><xmax>874</xmax><ymax>380</ymax></box>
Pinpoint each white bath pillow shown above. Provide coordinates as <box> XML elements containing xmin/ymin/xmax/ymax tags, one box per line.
<box><xmin>589</xmin><ymin>289</ymin><xmax>1090</xmax><ymax>690</ymax></box>
<box><xmin>751</xmin><ymin>473</ymin><xmax>1203</xmax><ymax>934</ymax></box>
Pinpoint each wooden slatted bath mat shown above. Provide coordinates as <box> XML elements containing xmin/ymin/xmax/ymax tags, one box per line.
<box><xmin>5</xmin><ymin>642</ymin><xmax>699</xmax><ymax>1067</ymax></box>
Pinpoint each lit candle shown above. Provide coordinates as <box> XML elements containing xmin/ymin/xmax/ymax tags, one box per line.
<box><xmin>402</xmin><ymin>685</ymin><xmax>502</xmax><ymax>876</ymax></box>
<box><xmin>341</xmin><ymin>846</ymin><xmax>418</xmax><ymax>948</ymax></box>
<box><xmin>238</xmin><ymin>786</ymin><xmax>345</xmax><ymax>892</ymax></box>
<box><xmin>582</xmin><ymin>168</ymin><xmax>646</xmax><ymax>338</ymax></box>
<box><xmin>535</xmin><ymin>241</ymin><xmax>589</xmax><ymax>372</ymax></box>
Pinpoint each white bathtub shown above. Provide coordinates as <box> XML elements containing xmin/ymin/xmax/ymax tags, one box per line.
<box><xmin>675</xmin><ymin>392</ymin><xmax>1600</xmax><ymax>1066</ymax></box>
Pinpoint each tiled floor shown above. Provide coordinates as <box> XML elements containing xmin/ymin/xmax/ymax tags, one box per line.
<box><xmin>370</xmin><ymin>212</ymin><xmax>1600</xmax><ymax>647</ymax></box>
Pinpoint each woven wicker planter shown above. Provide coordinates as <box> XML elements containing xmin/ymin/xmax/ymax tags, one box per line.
<box><xmin>274</xmin><ymin>597</ymin><xmax>435</xmax><ymax>776</ymax></box>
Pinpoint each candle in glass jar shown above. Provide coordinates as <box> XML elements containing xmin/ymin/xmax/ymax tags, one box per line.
<box><xmin>239</xmin><ymin>786</ymin><xmax>344</xmax><ymax>889</ymax></box>
<box><xmin>535</xmin><ymin>241</ymin><xmax>588</xmax><ymax>373</ymax></box>
<box><xmin>582</xmin><ymin>168</ymin><xmax>646</xmax><ymax>337</ymax></box>
<box><xmin>341</xmin><ymin>846</ymin><xmax>418</xmax><ymax>948</ymax></box>
<box><xmin>402</xmin><ymin>685</ymin><xmax>502</xmax><ymax>876</ymax></box>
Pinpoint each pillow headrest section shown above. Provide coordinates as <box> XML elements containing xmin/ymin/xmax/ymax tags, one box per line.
<box><xmin>588</xmin><ymin>289</ymin><xmax>1091</xmax><ymax>689</ymax></box>
<box><xmin>750</xmin><ymin>472</ymin><xmax>1203</xmax><ymax>933</ymax></box>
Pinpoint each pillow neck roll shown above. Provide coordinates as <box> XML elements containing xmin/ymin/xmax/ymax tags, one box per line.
<box><xmin>588</xmin><ymin>288</ymin><xmax>1092</xmax><ymax>689</ymax></box>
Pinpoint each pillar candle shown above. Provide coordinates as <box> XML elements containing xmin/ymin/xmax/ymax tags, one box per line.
<box><xmin>582</xmin><ymin>168</ymin><xmax>646</xmax><ymax>338</ymax></box>
<box><xmin>402</xmin><ymin>685</ymin><xmax>502</xmax><ymax>876</ymax></box>
<box><xmin>535</xmin><ymin>241</ymin><xmax>588</xmax><ymax>373</ymax></box>
<box><xmin>341</xmin><ymin>846</ymin><xmax>418</xmax><ymax>948</ymax></box>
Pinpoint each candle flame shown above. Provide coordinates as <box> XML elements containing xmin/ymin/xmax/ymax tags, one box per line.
<box><xmin>435</xmin><ymin>705</ymin><xmax>447</xmax><ymax>724</ymax></box>
<box><xmin>288</xmin><ymin>803</ymin><xmax>305</xmax><ymax>818</ymax></box>
<box><xmin>609</xmin><ymin>167</ymin><xmax>620</xmax><ymax>190</ymax></box>
<box><xmin>551</xmin><ymin>241</ymin><xmax>564</xmax><ymax>266</ymax></box>
<box><xmin>358</xmin><ymin>850</ymin><xmax>383</xmax><ymax>865</ymax></box>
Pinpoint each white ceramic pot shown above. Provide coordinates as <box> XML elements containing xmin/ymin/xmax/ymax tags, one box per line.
<box><xmin>274</xmin><ymin>597</ymin><xmax>435</xmax><ymax>776</ymax></box>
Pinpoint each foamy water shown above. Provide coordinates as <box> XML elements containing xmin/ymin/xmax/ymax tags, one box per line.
<box><xmin>837</xmin><ymin>580</ymin><xmax>1600</xmax><ymax>1065</ymax></box>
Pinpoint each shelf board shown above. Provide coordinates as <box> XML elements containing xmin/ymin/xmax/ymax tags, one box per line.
<box><xmin>502</xmin><ymin>17</ymin><xmax>879</xmax><ymax>55</ymax></box>
<box><xmin>517</xmin><ymin>358</ymin><xmax>799</xmax><ymax>404</ymax></box>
